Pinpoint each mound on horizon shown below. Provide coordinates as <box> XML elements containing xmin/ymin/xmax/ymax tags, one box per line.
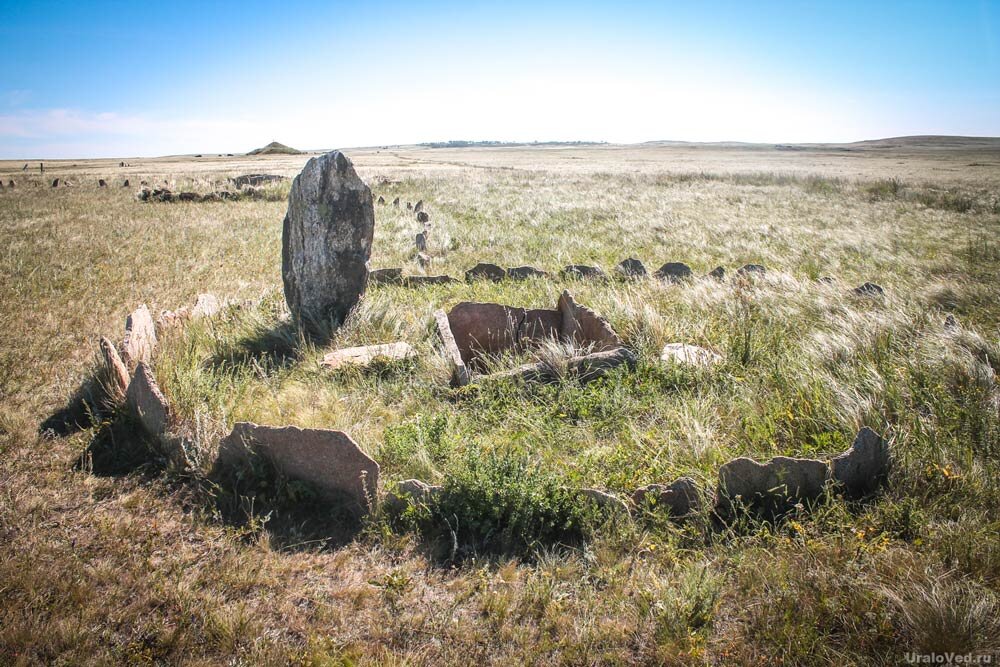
<box><xmin>247</xmin><ymin>141</ymin><xmax>302</xmax><ymax>155</ymax></box>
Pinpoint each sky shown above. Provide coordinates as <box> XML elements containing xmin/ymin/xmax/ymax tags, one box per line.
<box><xmin>1</xmin><ymin>0</ymin><xmax>998</xmax><ymax>158</ymax></box>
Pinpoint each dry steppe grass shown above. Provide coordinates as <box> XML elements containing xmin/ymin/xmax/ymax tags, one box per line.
<box><xmin>1</xmin><ymin>142</ymin><xmax>999</xmax><ymax>665</ymax></box>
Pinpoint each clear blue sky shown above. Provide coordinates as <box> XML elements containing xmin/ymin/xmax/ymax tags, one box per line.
<box><xmin>1</xmin><ymin>0</ymin><xmax>998</xmax><ymax>158</ymax></box>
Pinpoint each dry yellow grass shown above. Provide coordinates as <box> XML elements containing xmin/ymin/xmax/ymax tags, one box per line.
<box><xmin>1</xmin><ymin>141</ymin><xmax>999</xmax><ymax>665</ymax></box>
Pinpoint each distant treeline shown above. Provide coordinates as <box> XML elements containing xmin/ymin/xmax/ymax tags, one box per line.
<box><xmin>420</xmin><ymin>140</ymin><xmax>608</xmax><ymax>148</ymax></box>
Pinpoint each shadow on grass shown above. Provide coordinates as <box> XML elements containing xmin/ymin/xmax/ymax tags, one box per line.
<box><xmin>39</xmin><ymin>374</ymin><xmax>108</xmax><ymax>438</ymax></box>
<box><xmin>204</xmin><ymin>320</ymin><xmax>301</xmax><ymax>375</ymax></box>
<box><xmin>76</xmin><ymin>414</ymin><xmax>168</xmax><ymax>478</ymax></box>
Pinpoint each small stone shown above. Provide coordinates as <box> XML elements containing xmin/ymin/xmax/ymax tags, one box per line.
<box><xmin>178</xmin><ymin>192</ymin><xmax>199</xmax><ymax>201</ymax></box>
<box><xmin>406</xmin><ymin>202</ymin><xmax>412</xmax><ymax>210</ymax></box>
<box><xmin>507</xmin><ymin>265</ymin><xmax>548</xmax><ymax>280</ymax></box>
<box><xmin>737</xmin><ymin>264</ymin><xmax>766</xmax><ymax>276</ymax></box>
<box><xmin>944</xmin><ymin>314</ymin><xmax>959</xmax><ymax>329</ymax></box>
<box><xmin>414</xmin><ymin>200</ymin><xmax>424</xmax><ymax>213</ymax></box>
<box><xmin>578</xmin><ymin>488</ymin><xmax>630</xmax><ymax>516</ymax></box>
<box><xmin>653</xmin><ymin>262</ymin><xmax>693</xmax><ymax>282</ymax></box>
<box><xmin>853</xmin><ymin>282</ymin><xmax>884</xmax><ymax>297</ymax></box>
<box><xmin>615</xmin><ymin>257</ymin><xmax>647</xmax><ymax>278</ymax></box>
<box><xmin>830</xmin><ymin>427</ymin><xmax>890</xmax><ymax>497</ymax></box>
<box><xmin>216</xmin><ymin>422</ymin><xmax>379</xmax><ymax>515</ymax></box>
<box><xmin>465</xmin><ymin>262</ymin><xmax>506</xmax><ymax>282</ymax></box>
<box><xmin>99</xmin><ymin>179</ymin><xmax>107</xmax><ymax>187</ymax></box>
<box><xmin>7</xmin><ymin>180</ymin><xmax>13</xmax><ymax>188</ymax></box>
<box><xmin>369</xmin><ymin>268</ymin><xmax>403</xmax><ymax>285</ymax></box>
<box><xmin>392</xmin><ymin>197</ymin><xmax>400</xmax><ymax>207</ymax></box>
<box><xmin>632</xmin><ymin>477</ymin><xmax>702</xmax><ymax>517</ymax></box>
<box><xmin>384</xmin><ymin>478</ymin><xmax>441</xmax><ymax>513</ymax></box>
<box><xmin>568</xmin><ymin>347</ymin><xmax>637</xmax><ymax>384</ymax></box>
<box><xmin>191</xmin><ymin>293</ymin><xmax>220</xmax><ymax>319</ymax></box>
<box><xmin>708</xmin><ymin>266</ymin><xmax>726</xmax><ymax>280</ymax></box>
<box><xmin>122</xmin><ymin>304</ymin><xmax>157</xmax><ymax>368</ymax></box>
<box><xmin>417</xmin><ymin>252</ymin><xmax>432</xmax><ymax>267</ymax></box>
<box><xmin>416</xmin><ymin>211</ymin><xmax>429</xmax><ymax>223</ymax></box>
<box><xmin>415</xmin><ymin>231</ymin><xmax>428</xmax><ymax>252</ymax></box>
<box><xmin>377</xmin><ymin>195</ymin><xmax>385</xmax><ymax>205</ymax></box>
<box><xmin>558</xmin><ymin>290</ymin><xmax>622</xmax><ymax>352</ymax></box>
<box><xmin>281</xmin><ymin>151</ymin><xmax>374</xmax><ymax>336</ymax></box>
<box><xmin>126</xmin><ymin>362</ymin><xmax>170</xmax><ymax>438</ymax></box>
<box><xmin>716</xmin><ymin>455</ymin><xmax>829</xmax><ymax>518</ymax></box>
<box><xmin>321</xmin><ymin>342</ymin><xmax>416</xmax><ymax>370</ymax></box>
<box><xmin>51</xmin><ymin>178</ymin><xmax>59</xmax><ymax>187</ymax></box>
<box><xmin>561</xmin><ymin>264</ymin><xmax>606</xmax><ymax>280</ymax></box>
<box><xmin>435</xmin><ymin>309</ymin><xmax>471</xmax><ymax>386</ymax></box>
<box><xmin>100</xmin><ymin>336</ymin><xmax>130</xmax><ymax>401</ymax></box>
<box><xmin>659</xmin><ymin>343</ymin><xmax>723</xmax><ymax>368</ymax></box>
<box><xmin>157</xmin><ymin>307</ymin><xmax>190</xmax><ymax>328</ymax></box>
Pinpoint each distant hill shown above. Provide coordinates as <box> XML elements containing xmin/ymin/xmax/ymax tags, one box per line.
<box><xmin>247</xmin><ymin>141</ymin><xmax>302</xmax><ymax>155</ymax></box>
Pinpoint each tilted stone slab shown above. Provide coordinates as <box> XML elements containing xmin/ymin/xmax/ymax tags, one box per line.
<box><xmin>100</xmin><ymin>336</ymin><xmax>130</xmax><ymax>401</ymax></box>
<box><xmin>321</xmin><ymin>342</ymin><xmax>416</xmax><ymax>370</ymax></box>
<box><xmin>217</xmin><ymin>422</ymin><xmax>379</xmax><ymax>514</ymax></box>
<box><xmin>831</xmin><ymin>427</ymin><xmax>890</xmax><ymax>497</ymax></box>
<box><xmin>519</xmin><ymin>308</ymin><xmax>562</xmax><ymax>346</ymax></box>
<box><xmin>568</xmin><ymin>347</ymin><xmax>637</xmax><ymax>384</ymax></box>
<box><xmin>126</xmin><ymin>362</ymin><xmax>169</xmax><ymax>438</ymax></box>
<box><xmin>434</xmin><ymin>309</ymin><xmax>471</xmax><ymax>387</ymax></box>
<box><xmin>557</xmin><ymin>290</ymin><xmax>622</xmax><ymax>352</ymax></box>
<box><xmin>447</xmin><ymin>302</ymin><xmax>526</xmax><ymax>364</ymax></box>
<box><xmin>717</xmin><ymin>455</ymin><xmax>829</xmax><ymax>518</ymax></box>
<box><xmin>122</xmin><ymin>304</ymin><xmax>157</xmax><ymax>368</ymax></box>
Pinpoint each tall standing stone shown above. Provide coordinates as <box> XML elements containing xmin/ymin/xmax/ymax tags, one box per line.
<box><xmin>281</xmin><ymin>151</ymin><xmax>374</xmax><ymax>336</ymax></box>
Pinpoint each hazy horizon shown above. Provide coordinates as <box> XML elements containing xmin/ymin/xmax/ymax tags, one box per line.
<box><xmin>3</xmin><ymin>0</ymin><xmax>999</xmax><ymax>159</ymax></box>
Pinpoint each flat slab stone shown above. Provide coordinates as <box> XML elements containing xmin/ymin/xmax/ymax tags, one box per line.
<box><xmin>660</xmin><ymin>343</ymin><xmax>723</xmax><ymax>368</ymax></box>
<box><xmin>369</xmin><ymin>268</ymin><xmax>403</xmax><ymax>285</ymax></box>
<box><xmin>717</xmin><ymin>455</ymin><xmax>829</xmax><ymax>518</ymax></box>
<box><xmin>122</xmin><ymin>304</ymin><xmax>157</xmax><ymax>368</ymax></box>
<box><xmin>217</xmin><ymin>422</ymin><xmax>379</xmax><ymax>514</ymax></box>
<box><xmin>568</xmin><ymin>347</ymin><xmax>637</xmax><ymax>384</ymax></box>
<box><xmin>519</xmin><ymin>308</ymin><xmax>562</xmax><ymax>346</ymax></box>
<box><xmin>475</xmin><ymin>361</ymin><xmax>560</xmax><ymax>385</ymax></box>
<box><xmin>830</xmin><ymin>427</ymin><xmax>890</xmax><ymax>497</ymax></box>
<box><xmin>434</xmin><ymin>309</ymin><xmax>471</xmax><ymax>387</ymax></box>
<box><xmin>558</xmin><ymin>290</ymin><xmax>622</xmax><ymax>352</ymax></box>
<box><xmin>100</xmin><ymin>336</ymin><xmax>130</xmax><ymax>400</ymax></box>
<box><xmin>126</xmin><ymin>362</ymin><xmax>169</xmax><ymax>438</ymax></box>
<box><xmin>321</xmin><ymin>342</ymin><xmax>416</xmax><ymax>370</ymax></box>
<box><xmin>447</xmin><ymin>302</ymin><xmax>526</xmax><ymax>363</ymax></box>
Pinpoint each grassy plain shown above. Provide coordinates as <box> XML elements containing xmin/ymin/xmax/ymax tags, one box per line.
<box><xmin>1</xmin><ymin>139</ymin><xmax>999</xmax><ymax>664</ymax></box>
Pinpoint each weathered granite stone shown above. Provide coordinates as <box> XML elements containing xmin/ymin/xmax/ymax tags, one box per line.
<box><xmin>561</xmin><ymin>264</ymin><xmax>606</xmax><ymax>280</ymax></box>
<box><xmin>392</xmin><ymin>197</ymin><xmax>400</xmax><ymax>207</ymax></box>
<box><xmin>281</xmin><ymin>151</ymin><xmax>374</xmax><ymax>336</ymax></box>
<box><xmin>708</xmin><ymin>266</ymin><xmax>726</xmax><ymax>280</ymax></box>
<box><xmin>558</xmin><ymin>290</ymin><xmax>622</xmax><ymax>351</ymax></box>
<box><xmin>122</xmin><ymin>304</ymin><xmax>157</xmax><ymax>368</ymax></box>
<box><xmin>853</xmin><ymin>282</ymin><xmax>884</xmax><ymax>297</ymax></box>
<box><xmin>632</xmin><ymin>477</ymin><xmax>703</xmax><ymax>517</ymax></box>
<box><xmin>507</xmin><ymin>265</ymin><xmax>548</xmax><ymax>280</ymax></box>
<box><xmin>737</xmin><ymin>263</ymin><xmax>766</xmax><ymax>276</ymax></box>
<box><xmin>126</xmin><ymin>362</ymin><xmax>169</xmax><ymax>438</ymax></box>
<box><xmin>321</xmin><ymin>342</ymin><xmax>416</xmax><ymax>370</ymax></box>
<box><xmin>615</xmin><ymin>257</ymin><xmax>647</xmax><ymax>278</ymax></box>
<box><xmin>519</xmin><ymin>308</ymin><xmax>562</xmax><ymax>346</ymax></box>
<box><xmin>414</xmin><ymin>200</ymin><xmax>424</xmax><ymax>213</ymax></box>
<box><xmin>654</xmin><ymin>262</ymin><xmax>693</xmax><ymax>282</ymax></box>
<box><xmin>99</xmin><ymin>179</ymin><xmax>107</xmax><ymax>187</ymax></box>
<box><xmin>415</xmin><ymin>231</ymin><xmax>428</xmax><ymax>252</ymax></box>
<box><xmin>100</xmin><ymin>336</ymin><xmax>130</xmax><ymax>400</ymax></box>
<box><xmin>465</xmin><ymin>262</ymin><xmax>506</xmax><ymax>282</ymax></box>
<box><xmin>435</xmin><ymin>309</ymin><xmax>471</xmax><ymax>387</ymax></box>
<box><xmin>716</xmin><ymin>455</ymin><xmax>829</xmax><ymax>518</ymax></box>
<box><xmin>659</xmin><ymin>343</ymin><xmax>723</xmax><ymax>368</ymax></box>
<box><xmin>377</xmin><ymin>195</ymin><xmax>385</xmax><ymax>205</ymax></box>
<box><xmin>216</xmin><ymin>422</ymin><xmax>379</xmax><ymax>514</ymax></box>
<box><xmin>416</xmin><ymin>211</ymin><xmax>430</xmax><ymax>223</ymax></box>
<box><xmin>191</xmin><ymin>293</ymin><xmax>220</xmax><ymax>319</ymax></box>
<box><xmin>830</xmin><ymin>427</ymin><xmax>890</xmax><ymax>497</ymax></box>
<box><xmin>568</xmin><ymin>347</ymin><xmax>637</xmax><ymax>384</ymax></box>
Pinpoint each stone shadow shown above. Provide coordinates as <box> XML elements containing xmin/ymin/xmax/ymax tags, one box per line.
<box><xmin>205</xmin><ymin>320</ymin><xmax>301</xmax><ymax>374</ymax></box>
<box><xmin>39</xmin><ymin>373</ymin><xmax>107</xmax><ymax>438</ymax></box>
